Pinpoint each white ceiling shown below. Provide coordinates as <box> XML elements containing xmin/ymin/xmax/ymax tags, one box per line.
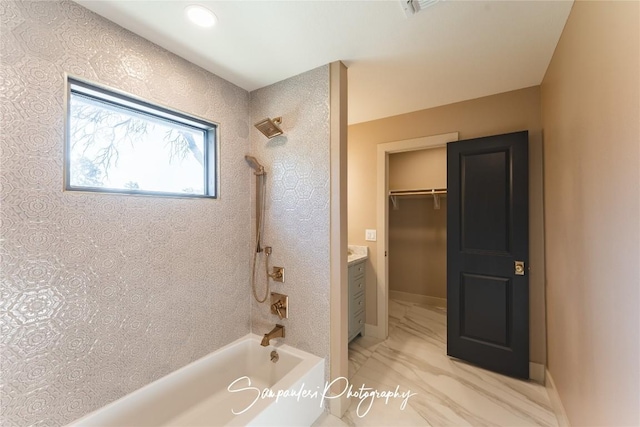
<box><xmin>75</xmin><ymin>0</ymin><xmax>573</xmax><ymax>124</ymax></box>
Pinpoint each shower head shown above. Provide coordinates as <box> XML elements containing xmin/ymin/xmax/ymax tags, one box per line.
<box><xmin>244</xmin><ymin>155</ymin><xmax>265</xmax><ymax>175</ymax></box>
<box><xmin>254</xmin><ymin>117</ymin><xmax>283</xmax><ymax>139</ymax></box>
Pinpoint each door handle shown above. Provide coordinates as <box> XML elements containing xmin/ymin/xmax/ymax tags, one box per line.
<box><xmin>515</xmin><ymin>261</ymin><xmax>525</xmax><ymax>276</ymax></box>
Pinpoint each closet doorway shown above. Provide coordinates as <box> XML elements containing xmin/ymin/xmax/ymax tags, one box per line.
<box><xmin>388</xmin><ymin>152</ymin><xmax>447</xmax><ymax>309</ymax></box>
<box><xmin>375</xmin><ymin>132</ymin><xmax>458</xmax><ymax>339</ymax></box>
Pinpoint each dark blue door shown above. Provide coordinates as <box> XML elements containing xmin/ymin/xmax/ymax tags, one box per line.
<box><xmin>447</xmin><ymin>131</ymin><xmax>529</xmax><ymax>379</ymax></box>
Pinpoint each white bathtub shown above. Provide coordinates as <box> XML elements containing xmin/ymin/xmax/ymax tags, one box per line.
<box><xmin>69</xmin><ymin>334</ymin><xmax>326</xmax><ymax>427</ymax></box>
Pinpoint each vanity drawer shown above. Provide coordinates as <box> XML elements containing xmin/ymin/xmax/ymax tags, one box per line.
<box><xmin>350</xmin><ymin>291</ymin><xmax>365</xmax><ymax>315</ymax></box>
<box><xmin>349</xmin><ymin>276</ymin><xmax>365</xmax><ymax>298</ymax></box>
<box><xmin>348</xmin><ymin>261</ymin><xmax>365</xmax><ymax>281</ymax></box>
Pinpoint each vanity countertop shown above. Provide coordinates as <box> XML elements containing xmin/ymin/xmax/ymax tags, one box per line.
<box><xmin>347</xmin><ymin>245</ymin><xmax>368</xmax><ymax>266</ymax></box>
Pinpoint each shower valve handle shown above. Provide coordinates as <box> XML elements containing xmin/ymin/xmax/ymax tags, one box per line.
<box><xmin>270</xmin><ymin>293</ymin><xmax>288</xmax><ymax>319</ymax></box>
<box><xmin>272</xmin><ymin>301</ymin><xmax>285</xmax><ymax>319</ymax></box>
<box><xmin>268</xmin><ymin>266</ymin><xmax>285</xmax><ymax>282</ymax></box>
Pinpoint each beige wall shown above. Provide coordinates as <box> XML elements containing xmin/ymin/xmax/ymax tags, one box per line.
<box><xmin>329</xmin><ymin>61</ymin><xmax>350</xmax><ymax>415</ymax></box>
<box><xmin>389</xmin><ymin>147</ymin><xmax>447</xmax><ymax>190</ymax></box>
<box><xmin>389</xmin><ymin>197</ymin><xmax>447</xmax><ymax>299</ymax></box>
<box><xmin>348</xmin><ymin>86</ymin><xmax>547</xmax><ymax>363</ymax></box>
<box><xmin>541</xmin><ymin>1</ymin><xmax>640</xmax><ymax>425</ymax></box>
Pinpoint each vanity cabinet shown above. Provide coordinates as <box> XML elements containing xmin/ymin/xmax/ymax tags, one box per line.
<box><xmin>348</xmin><ymin>260</ymin><xmax>366</xmax><ymax>342</ymax></box>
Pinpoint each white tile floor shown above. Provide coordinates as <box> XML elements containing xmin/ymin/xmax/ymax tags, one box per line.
<box><xmin>313</xmin><ymin>300</ymin><xmax>558</xmax><ymax>427</ymax></box>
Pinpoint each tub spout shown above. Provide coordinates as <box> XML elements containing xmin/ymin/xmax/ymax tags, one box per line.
<box><xmin>261</xmin><ymin>324</ymin><xmax>285</xmax><ymax>346</ymax></box>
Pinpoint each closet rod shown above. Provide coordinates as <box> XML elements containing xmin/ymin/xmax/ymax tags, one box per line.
<box><xmin>388</xmin><ymin>188</ymin><xmax>447</xmax><ymax>197</ymax></box>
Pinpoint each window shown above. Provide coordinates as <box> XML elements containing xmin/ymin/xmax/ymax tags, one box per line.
<box><xmin>65</xmin><ymin>77</ymin><xmax>217</xmax><ymax>198</ymax></box>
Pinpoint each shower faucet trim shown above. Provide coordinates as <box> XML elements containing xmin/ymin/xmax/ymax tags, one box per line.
<box><xmin>261</xmin><ymin>324</ymin><xmax>285</xmax><ymax>346</ymax></box>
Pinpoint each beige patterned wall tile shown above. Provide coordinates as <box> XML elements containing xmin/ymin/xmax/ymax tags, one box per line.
<box><xmin>0</xmin><ymin>1</ymin><xmax>252</xmax><ymax>425</ymax></box>
<box><xmin>249</xmin><ymin>66</ymin><xmax>331</xmax><ymax>365</ymax></box>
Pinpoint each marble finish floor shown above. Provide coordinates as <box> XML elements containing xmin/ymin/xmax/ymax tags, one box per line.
<box><xmin>314</xmin><ymin>300</ymin><xmax>558</xmax><ymax>427</ymax></box>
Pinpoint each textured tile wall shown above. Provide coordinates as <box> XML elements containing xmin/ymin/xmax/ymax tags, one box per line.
<box><xmin>249</xmin><ymin>66</ymin><xmax>331</xmax><ymax>364</ymax></box>
<box><xmin>0</xmin><ymin>1</ymin><xmax>253</xmax><ymax>426</ymax></box>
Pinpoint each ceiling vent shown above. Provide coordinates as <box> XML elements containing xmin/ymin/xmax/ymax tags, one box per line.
<box><xmin>400</xmin><ymin>0</ymin><xmax>441</xmax><ymax>17</ymax></box>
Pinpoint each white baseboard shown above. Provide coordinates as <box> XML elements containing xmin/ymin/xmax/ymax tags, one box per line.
<box><xmin>545</xmin><ymin>369</ymin><xmax>571</xmax><ymax>426</ymax></box>
<box><xmin>529</xmin><ymin>362</ymin><xmax>545</xmax><ymax>384</ymax></box>
<box><xmin>328</xmin><ymin>393</ymin><xmax>350</xmax><ymax>418</ymax></box>
<box><xmin>389</xmin><ymin>290</ymin><xmax>447</xmax><ymax>308</ymax></box>
<box><xmin>364</xmin><ymin>323</ymin><xmax>381</xmax><ymax>339</ymax></box>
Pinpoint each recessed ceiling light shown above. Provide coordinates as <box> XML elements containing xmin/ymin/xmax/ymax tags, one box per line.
<box><xmin>185</xmin><ymin>5</ymin><xmax>217</xmax><ymax>28</ymax></box>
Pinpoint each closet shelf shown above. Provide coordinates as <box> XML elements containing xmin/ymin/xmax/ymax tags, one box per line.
<box><xmin>388</xmin><ymin>188</ymin><xmax>447</xmax><ymax>197</ymax></box>
<box><xmin>389</xmin><ymin>188</ymin><xmax>447</xmax><ymax>210</ymax></box>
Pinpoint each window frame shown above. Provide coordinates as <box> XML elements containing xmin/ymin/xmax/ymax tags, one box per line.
<box><xmin>64</xmin><ymin>75</ymin><xmax>219</xmax><ymax>199</ymax></box>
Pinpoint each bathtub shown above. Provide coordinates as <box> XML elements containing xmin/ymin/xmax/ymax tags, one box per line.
<box><xmin>69</xmin><ymin>334</ymin><xmax>325</xmax><ymax>427</ymax></box>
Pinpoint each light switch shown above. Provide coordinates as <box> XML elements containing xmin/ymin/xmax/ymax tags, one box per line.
<box><xmin>365</xmin><ymin>229</ymin><xmax>377</xmax><ymax>241</ymax></box>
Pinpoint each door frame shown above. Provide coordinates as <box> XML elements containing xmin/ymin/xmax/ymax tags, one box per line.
<box><xmin>374</xmin><ymin>132</ymin><xmax>459</xmax><ymax>339</ymax></box>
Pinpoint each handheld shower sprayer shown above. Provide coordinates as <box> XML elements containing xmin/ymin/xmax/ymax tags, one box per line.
<box><xmin>244</xmin><ymin>155</ymin><xmax>265</xmax><ymax>175</ymax></box>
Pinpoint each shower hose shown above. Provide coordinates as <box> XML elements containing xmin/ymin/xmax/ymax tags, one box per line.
<box><xmin>251</xmin><ymin>171</ymin><xmax>270</xmax><ymax>303</ymax></box>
